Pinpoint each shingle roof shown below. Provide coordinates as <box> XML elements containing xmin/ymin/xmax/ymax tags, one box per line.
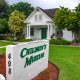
<box><xmin>38</xmin><ymin>7</ymin><xmax>58</xmax><ymax>19</ymax></box>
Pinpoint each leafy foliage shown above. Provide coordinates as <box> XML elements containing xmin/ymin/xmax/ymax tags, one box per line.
<box><xmin>54</xmin><ymin>7</ymin><xmax>71</xmax><ymax>29</ymax></box>
<box><xmin>67</xmin><ymin>4</ymin><xmax>80</xmax><ymax>41</ymax></box>
<box><xmin>0</xmin><ymin>0</ymin><xmax>9</xmax><ymax>18</ymax></box>
<box><xmin>67</xmin><ymin>12</ymin><xmax>78</xmax><ymax>31</ymax></box>
<box><xmin>9</xmin><ymin>2</ymin><xmax>34</xmax><ymax>17</ymax></box>
<box><xmin>0</xmin><ymin>1</ymin><xmax>34</xmax><ymax>35</ymax></box>
<box><xmin>0</xmin><ymin>18</ymin><xmax>9</xmax><ymax>33</ymax></box>
<box><xmin>6</xmin><ymin>36</ymin><xmax>14</xmax><ymax>41</ymax></box>
<box><xmin>75</xmin><ymin>4</ymin><xmax>80</xmax><ymax>33</ymax></box>
<box><xmin>54</xmin><ymin>5</ymin><xmax>80</xmax><ymax>41</ymax></box>
<box><xmin>8</xmin><ymin>10</ymin><xmax>25</xmax><ymax>35</ymax></box>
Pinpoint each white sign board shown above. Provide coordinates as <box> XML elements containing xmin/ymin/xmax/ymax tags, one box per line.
<box><xmin>6</xmin><ymin>40</ymin><xmax>49</xmax><ymax>80</ymax></box>
<box><xmin>0</xmin><ymin>74</ymin><xmax>5</xmax><ymax>80</ymax></box>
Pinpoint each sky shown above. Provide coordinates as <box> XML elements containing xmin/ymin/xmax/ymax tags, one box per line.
<box><xmin>7</xmin><ymin>0</ymin><xmax>80</xmax><ymax>9</ymax></box>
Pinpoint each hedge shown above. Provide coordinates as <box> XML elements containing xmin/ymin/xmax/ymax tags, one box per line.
<box><xmin>17</xmin><ymin>38</ymin><xmax>32</xmax><ymax>42</ymax></box>
<box><xmin>50</xmin><ymin>39</ymin><xmax>71</xmax><ymax>45</ymax></box>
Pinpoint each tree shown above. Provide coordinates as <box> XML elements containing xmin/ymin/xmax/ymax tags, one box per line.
<box><xmin>54</xmin><ymin>7</ymin><xmax>71</xmax><ymax>30</ymax></box>
<box><xmin>0</xmin><ymin>0</ymin><xmax>9</xmax><ymax>18</ymax></box>
<box><xmin>54</xmin><ymin>7</ymin><xmax>71</xmax><ymax>39</ymax></box>
<box><xmin>8</xmin><ymin>10</ymin><xmax>25</xmax><ymax>40</ymax></box>
<box><xmin>9</xmin><ymin>2</ymin><xmax>34</xmax><ymax>17</ymax></box>
<box><xmin>67</xmin><ymin>12</ymin><xmax>79</xmax><ymax>41</ymax></box>
<box><xmin>75</xmin><ymin>4</ymin><xmax>80</xmax><ymax>32</ymax></box>
<box><xmin>0</xmin><ymin>18</ymin><xmax>9</xmax><ymax>33</ymax></box>
<box><xmin>54</xmin><ymin>5</ymin><xmax>80</xmax><ymax>42</ymax></box>
<box><xmin>66</xmin><ymin>4</ymin><xmax>80</xmax><ymax>42</ymax></box>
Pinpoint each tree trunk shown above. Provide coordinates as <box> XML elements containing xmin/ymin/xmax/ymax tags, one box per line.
<box><xmin>74</xmin><ymin>32</ymin><xmax>79</xmax><ymax>43</ymax></box>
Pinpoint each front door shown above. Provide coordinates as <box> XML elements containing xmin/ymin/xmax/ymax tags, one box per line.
<box><xmin>41</xmin><ymin>28</ymin><xmax>47</xmax><ymax>39</ymax></box>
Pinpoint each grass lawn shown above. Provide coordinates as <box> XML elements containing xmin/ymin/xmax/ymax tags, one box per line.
<box><xmin>0</xmin><ymin>41</ymin><xmax>13</xmax><ymax>46</ymax></box>
<box><xmin>49</xmin><ymin>45</ymin><xmax>80</xmax><ymax>80</ymax></box>
<box><xmin>0</xmin><ymin>48</ymin><xmax>6</xmax><ymax>55</ymax></box>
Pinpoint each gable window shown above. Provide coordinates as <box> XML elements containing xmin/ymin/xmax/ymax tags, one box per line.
<box><xmin>39</xmin><ymin>14</ymin><xmax>42</xmax><ymax>21</ymax></box>
<box><xmin>35</xmin><ymin>15</ymin><xmax>38</xmax><ymax>21</ymax></box>
<box><xmin>30</xmin><ymin>28</ymin><xmax>34</xmax><ymax>36</ymax></box>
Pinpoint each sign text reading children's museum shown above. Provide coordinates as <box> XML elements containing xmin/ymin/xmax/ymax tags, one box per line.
<box><xmin>6</xmin><ymin>40</ymin><xmax>49</xmax><ymax>80</ymax></box>
<box><xmin>20</xmin><ymin>44</ymin><xmax>46</xmax><ymax>67</ymax></box>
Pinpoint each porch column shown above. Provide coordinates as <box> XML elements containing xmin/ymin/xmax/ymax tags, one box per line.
<box><xmin>26</xmin><ymin>25</ymin><xmax>29</xmax><ymax>38</ymax></box>
<box><xmin>47</xmin><ymin>24</ymin><xmax>50</xmax><ymax>39</ymax></box>
<box><xmin>28</xmin><ymin>25</ymin><xmax>31</xmax><ymax>38</ymax></box>
<box><xmin>26</xmin><ymin>24</ymin><xmax>31</xmax><ymax>39</ymax></box>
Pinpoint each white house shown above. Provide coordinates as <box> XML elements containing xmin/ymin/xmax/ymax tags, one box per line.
<box><xmin>24</xmin><ymin>7</ymin><xmax>74</xmax><ymax>41</ymax></box>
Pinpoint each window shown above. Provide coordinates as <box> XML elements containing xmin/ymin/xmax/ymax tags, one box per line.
<box><xmin>35</xmin><ymin>15</ymin><xmax>38</xmax><ymax>21</ymax></box>
<box><xmin>30</xmin><ymin>28</ymin><xmax>34</xmax><ymax>36</ymax></box>
<box><xmin>39</xmin><ymin>14</ymin><xmax>42</xmax><ymax>21</ymax></box>
<box><xmin>35</xmin><ymin>14</ymin><xmax>42</xmax><ymax>21</ymax></box>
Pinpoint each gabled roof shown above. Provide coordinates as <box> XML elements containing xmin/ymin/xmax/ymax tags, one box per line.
<box><xmin>38</xmin><ymin>7</ymin><xmax>58</xmax><ymax>19</ymax></box>
<box><xmin>24</xmin><ymin>7</ymin><xmax>58</xmax><ymax>23</ymax></box>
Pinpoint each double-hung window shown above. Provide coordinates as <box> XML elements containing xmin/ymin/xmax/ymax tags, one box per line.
<box><xmin>39</xmin><ymin>14</ymin><xmax>42</xmax><ymax>21</ymax></box>
<box><xmin>35</xmin><ymin>14</ymin><xmax>42</xmax><ymax>21</ymax></box>
<box><xmin>35</xmin><ymin>15</ymin><xmax>38</xmax><ymax>21</ymax></box>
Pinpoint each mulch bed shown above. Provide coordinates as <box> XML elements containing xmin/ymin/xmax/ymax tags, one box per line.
<box><xmin>32</xmin><ymin>62</ymin><xmax>59</xmax><ymax>80</ymax></box>
<box><xmin>0</xmin><ymin>55</ymin><xmax>59</xmax><ymax>80</ymax></box>
<box><xmin>0</xmin><ymin>55</ymin><xmax>6</xmax><ymax>78</ymax></box>
<box><xmin>71</xmin><ymin>42</ymin><xmax>80</xmax><ymax>46</ymax></box>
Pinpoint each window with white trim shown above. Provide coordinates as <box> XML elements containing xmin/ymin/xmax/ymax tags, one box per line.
<box><xmin>39</xmin><ymin>14</ymin><xmax>42</xmax><ymax>21</ymax></box>
<box><xmin>35</xmin><ymin>15</ymin><xmax>38</xmax><ymax>21</ymax></box>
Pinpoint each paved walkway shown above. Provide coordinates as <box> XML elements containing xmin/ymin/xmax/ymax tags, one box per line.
<box><xmin>0</xmin><ymin>46</ymin><xmax>6</xmax><ymax>48</ymax></box>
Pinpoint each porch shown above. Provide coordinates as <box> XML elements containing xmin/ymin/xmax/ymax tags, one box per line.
<box><xmin>24</xmin><ymin>25</ymin><xmax>51</xmax><ymax>40</ymax></box>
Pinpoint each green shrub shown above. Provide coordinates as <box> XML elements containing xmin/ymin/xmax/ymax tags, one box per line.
<box><xmin>6</xmin><ymin>36</ymin><xmax>14</xmax><ymax>41</ymax></box>
<box><xmin>50</xmin><ymin>39</ymin><xmax>71</xmax><ymax>45</ymax></box>
<box><xmin>17</xmin><ymin>38</ymin><xmax>32</xmax><ymax>42</ymax></box>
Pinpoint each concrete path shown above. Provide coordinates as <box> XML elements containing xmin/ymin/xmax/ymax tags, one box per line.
<box><xmin>0</xmin><ymin>46</ymin><xmax>6</xmax><ymax>48</ymax></box>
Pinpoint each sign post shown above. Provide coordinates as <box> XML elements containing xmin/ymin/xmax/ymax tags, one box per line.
<box><xmin>6</xmin><ymin>40</ymin><xmax>49</xmax><ymax>80</ymax></box>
